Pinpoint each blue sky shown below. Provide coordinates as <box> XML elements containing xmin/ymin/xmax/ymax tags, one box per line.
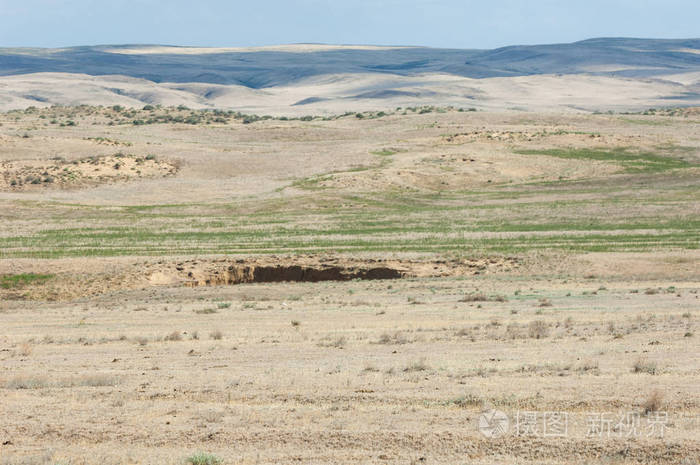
<box><xmin>1</xmin><ymin>0</ymin><xmax>698</xmax><ymax>49</ymax></box>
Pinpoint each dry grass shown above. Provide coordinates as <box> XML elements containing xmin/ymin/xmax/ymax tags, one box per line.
<box><xmin>642</xmin><ymin>389</ymin><xmax>665</xmax><ymax>414</ymax></box>
<box><xmin>318</xmin><ymin>336</ymin><xmax>347</xmax><ymax>349</ymax></box>
<box><xmin>16</xmin><ymin>342</ymin><xmax>32</xmax><ymax>357</ymax></box>
<box><xmin>375</xmin><ymin>331</ymin><xmax>410</xmax><ymax>345</ymax></box>
<box><xmin>527</xmin><ymin>320</ymin><xmax>549</xmax><ymax>339</ymax></box>
<box><xmin>403</xmin><ymin>358</ymin><xmax>430</xmax><ymax>372</ymax></box>
<box><xmin>163</xmin><ymin>331</ymin><xmax>183</xmax><ymax>342</ymax></box>
<box><xmin>0</xmin><ymin>108</ymin><xmax>698</xmax><ymax>465</ymax></box>
<box><xmin>5</xmin><ymin>374</ymin><xmax>119</xmax><ymax>389</ymax></box>
<box><xmin>632</xmin><ymin>358</ymin><xmax>659</xmax><ymax>375</ymax></box>
<box><xmin>185</xmin><ymin>453</ymin><xmax>222</xmax><ymax>465</ymax></box>
<box><xmin>459</xmin><ymin>293</ymin><xmax>507</xmax><ymax>303</ymax></box>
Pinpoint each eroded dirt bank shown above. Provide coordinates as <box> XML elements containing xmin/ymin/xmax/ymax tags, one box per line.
<box><xmin>0</xmin><ymin>255</ymin><xmax>521</xmax><ymax>301</ymax></box>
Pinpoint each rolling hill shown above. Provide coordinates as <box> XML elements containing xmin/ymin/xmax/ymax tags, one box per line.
<box><xmin>0</xmin><ymin>38</ymin><xmax>698</xmax><ymax>113</ymax></box>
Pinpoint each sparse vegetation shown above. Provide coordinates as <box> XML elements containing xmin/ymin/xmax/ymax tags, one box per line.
<box><xmin>0</xmin><ymin>102</ymin><xmax>697</xmax><ymax>463</ymax></box>
<box><xmin>528</xmin><ymin>320</ymin><xmax>550</xmax><ymax>339</ymax></box>
<box><xmin>403</xmin><ymin>358</ymin><xmax>430</xmax><ymax>372</ymax></box>
<box><xmin>642</xmin><ymin>389</ymin><xmax>665</xmax><ymax>414</ymax></box>
<box><xmin>185</xmin><ymin>453</ymin><xmax>222</xmax><ymax>465</ymax></box>
<box><xmin>632</xmin><ymin>358</ymin><xmax>658</xmax><ymax>375</ymax></box>
<box><xmin>164</xmin><ymin>331</ymin><xmax>183</xmax><ymax>342</ymax></box>
<box><xmin>460</xmin><ymin>293</ymin><xmax>507</xmax><ymax>303</ymax></box>
<box><xmin>0</xmin><ymin>273</ymin><xmax>53</xmax><ymax>289</ymax></box>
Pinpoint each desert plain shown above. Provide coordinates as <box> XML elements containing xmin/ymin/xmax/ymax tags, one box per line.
<box><xmin>0</xmin><ymin>103</ymin><xmax>698</xmax><ymax>465</ymax></box>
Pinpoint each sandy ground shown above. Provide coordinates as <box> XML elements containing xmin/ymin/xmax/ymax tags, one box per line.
<box><xmin>0</xmin><ymin>106</ymin><xmax>698</xmax><ymax>464</ymax></box>
<box><xmin>0</xmin><ymin>259</ymin><xmax>698</xmax><ymax>464</ymax></box>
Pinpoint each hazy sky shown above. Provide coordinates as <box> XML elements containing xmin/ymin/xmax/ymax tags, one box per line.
<box><xmin>1</xmin><ymin>0</ymin><xmax>698</xmax><ymax>49</ymax></box>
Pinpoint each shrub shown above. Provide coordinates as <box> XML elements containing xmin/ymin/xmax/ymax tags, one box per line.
<box><xmin>210</xmin><ymin>330</ymin><xmax>223</xmax><ymax>340</ymax></box>
<box><xmin>448</xmin><ymin>394</ymin><xmax>483</xmax><ymax>408</ymax></box>
<box><xmin>4</xmin><ymin>375</ymin><xmax>50</xmax><ymax>389</ymax></box>
<box><xmin>318</xmin><ymin>336</ymin><xmax>346</xmax><ymax>349</ymax></box>
<box><xmin>375</xmin><ymin>331</ymin><xmax>408</xmax><ymax>345</ymax></box>
<box><xmin>642</xmin><ymin>389</ymin><xmax>664</xmax><ymax>414</ymax></box>
<box><xmin>460</xmin><ymin>293</ymin><xmax>507</xmax><ymax>303</ymax></box>
<box><xmin>164</xmin><ymin>331</ymin><xmax>183</xmax><ymax>342</ymax></box>
<box><xmin>403</xmin><ymin>358</ymin><xmax>430</xmax><ymax>372</ymax></box>
<box><xmin>632</xmin><ymin>358</ymin><xmax>658</xmax><ymax>375</ymax></box>
<box><xmin>185</xmin><ymin>453</ymin><xmax>221</xmax><ymax>465</ymax></box>
<box><xmin>194</xmin><ymin>308</ymin><xmax>218</xmax><ymax>314</ymax></box>
<box><xmin>528</xmin><ymin>320</ymin><xmax>549</xmax><ymax>339</ymax></box>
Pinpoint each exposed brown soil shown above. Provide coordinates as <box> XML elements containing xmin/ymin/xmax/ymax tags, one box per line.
<box><xmin>152</xmin><ymin>256</ymin><xmax>519</xmax><ymax>288</ymax></box>
<box><xmin>0</xmin><ymin>256</ymin><xmax>521</xmax><ymax>302</ymax></box>
<box><xmin>0</xmin><ymin>153</ymin><xmax>177</xmax><ymax>191</ymax></box>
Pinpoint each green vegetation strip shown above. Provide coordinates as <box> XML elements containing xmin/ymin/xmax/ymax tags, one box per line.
<box><xmin>515</xmin><ymin>147</ymin><xmax>695</xmax><ymax>173</ymax></box>
<box><xmin>1</xmin><ymin>169</ymin><xmax>697</xmax><ymax>258</ymax></box>
<box><xmin>0</xmin><ymin>273</ymin><xmax>54</xmax><ymax>289</ymax></box>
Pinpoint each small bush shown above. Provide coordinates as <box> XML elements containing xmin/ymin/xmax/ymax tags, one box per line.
<box><xmin>195</xmin><ymin>308</ymin><xmax>218</xmax><ymax>314</ymax></box>
<box><xmin>448</xmin><ymin>394</ymin><xmax>483</xmax><ymax>408</ymax></box>
<box><xmin>403</xmin><ymin>358</ymin><xmax>430</xmax><ymax>372</ymax></box>
<box><xmin>16</xmin><ymin>342</ymin><xmax>33</xmax><ymax>357</ymax></box>
<box><xmin>375</xmin><ymin>331</ymin><xmax>409</xmax><ymax>345</ymax></box>
<box><xmin>632</xmin><ymin>358</ymin><xmax>658</xmax><ymax>375</ymax></box>
<box><xmin>164</xmin><ymin>331</ymin><xmax>183</xmax><ymax>342</ymax></box>
<box><xmin>528</xmin><ymin>320</ymin><xmax>549</xmax><ymax>339</ymax></box>
<box><xmin>576</xmin><ymin>360</ymin><xmax>599</xmax><ymax>373</ymax></box>
<box><xmin>318</xmin><ymin>336</ymin><xmax>346</xmax><ymax>349</ymax></box>
<box><xmin>186</xmin><ymin>453</ymin><xmax>221</xmax><ymax>465</ymax></box>
<box><xmin>362</xmin><ymin>363</ymin><xmax>380</xmax><ymax>373</ymax></box>
<box><xmin>460</xmin><ymin>293</ymin><xmax>507</xmax><ymax>303</ymax></box>
<box><xmin>4</xmin><ymin>375</ymin><xmax>50</xmax><ymax>389</ymax></box>
<box><xmin>642</xmin><ymin>389</ymin><xmax>664</xmax><ymax>414</ymax></box>
<box><xmin>210</xmin><ymin>330</ymin><xmax>223</xmax><ymax>340</ymax></box>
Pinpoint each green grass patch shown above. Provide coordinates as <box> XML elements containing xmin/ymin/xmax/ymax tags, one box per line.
<box><xmin>515</xmin><ymin>147</ymin><xmax>694</xmax><ymax>173</ymax></box>
<box><xmin>185</xmin><ymin>453</ymin><xmax>222</xmax><ymax>465</ymax></box>
<box><xmin>0</xmin><ymin>273</ymin><xmax>54</xmax><ymax>289</ymax></box>
<box><xmin>371</xmin><ymin>149</ymin><xmax>398</xmax><ymax>156</ymax></box>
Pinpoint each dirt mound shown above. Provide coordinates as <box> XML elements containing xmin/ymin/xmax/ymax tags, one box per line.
<box><xmin>0</xmin><ymin>153</ymin><xmax>177</xmax><ymax>191</ymax></box>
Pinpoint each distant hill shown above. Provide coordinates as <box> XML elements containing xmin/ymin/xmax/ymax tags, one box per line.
<box><xmin>0</xmin><ymin>38</ymin><xmax>698</xmax><ymax>113</ymax></box>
